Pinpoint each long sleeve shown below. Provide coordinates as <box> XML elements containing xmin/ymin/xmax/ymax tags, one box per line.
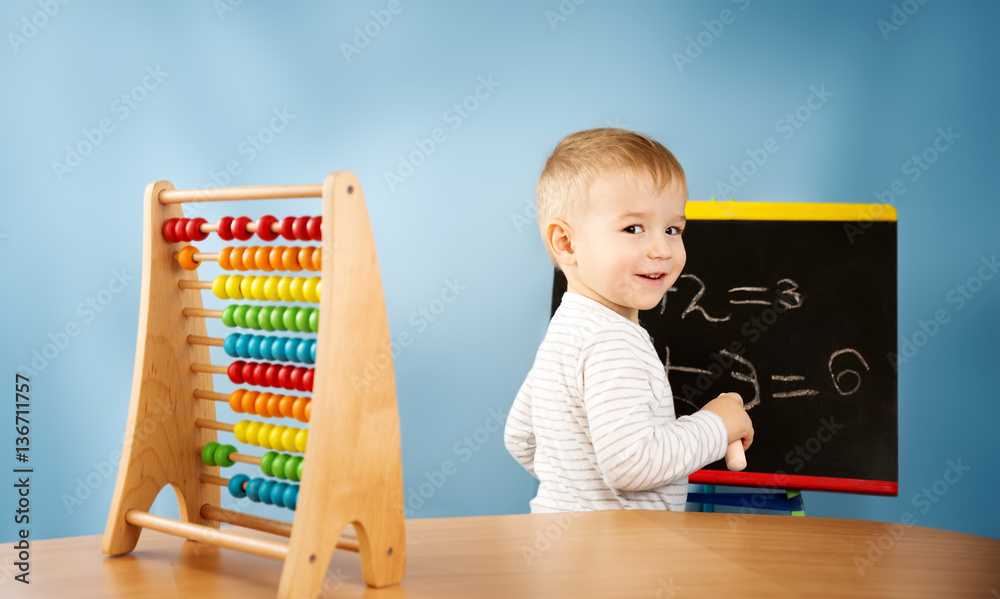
<box><xmin>504</xmin><ymin>376</ymin><xmax>537</xmax><ymax>477</ymax></box>
<box><xmin>579</xmin><ymin>328</ymin><xmax>728</xmax><ymax>492</ymax></box>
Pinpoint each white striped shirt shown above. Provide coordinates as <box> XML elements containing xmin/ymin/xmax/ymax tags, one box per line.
<box><xmin>505</xmin><ymin>292</ymin><xmax>728</xmax><ymax>513</ymax></box>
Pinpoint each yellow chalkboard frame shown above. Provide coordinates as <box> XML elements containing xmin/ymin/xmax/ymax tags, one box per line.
<box><xmin>688</xmin><ymin>201</ymin><xmax>897</xmax><ymax>222</ymax></box>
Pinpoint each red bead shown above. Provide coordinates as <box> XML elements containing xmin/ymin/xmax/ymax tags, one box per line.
<box><xmin>187</xmin><ymin>217</ymin><xmax>208</xmax><ymax>241</ymax></box>
<box><xmin>280</xmin><ymin>216</ymin><xmax>296</xmax><ymax>240</ymax></box>
<box><xmin>232</xmin><ymin>216</ymin><xmax>253</xmax><ymax>241</ymax></box>
<box><xmin>228</xmin><ymin>361</ymin><xmax>245</xmax><ymax>384</ymax></box>
<box><xmin>277</xmin><ymin>365</ymin><xmax>293</xmax><ymax>390</ymax></box>
<box><xmin>293</xmin><ymin>216</ymin><xmax>310</xmax><ymax>241</ymax></box>
<box><xmin>266</xmin><ymin>363</ymin><xmax>282</xmax><ymax>388</ymax></box>
<box><xmin>253</xmin><ymin>363</ymin><xmax>269</xmax><ymax>386</ymax></box>
<box><xmin>256</xmin><ymin>215</ymin><xmax>278</xmax><ymax>241</ymax></box>
<box><xmin>163</xmin><ymin>218</ymin><xmax>180</xmax><ymax>243</ymax></box>
<box><xmin>307</xmin><ymin>216</ymin><xmax>322</xmax><ymax>241</ymax></box>
<box><xmin>241</xmin><ymin>362</ymin><xmax>256</xmax><ymax>385</ymax></box>
<box><xmin>175</xmin><ymin>219</ymin><xmax>192</xmax><ymax>242</ymax></box>
<box><xmin>217</xmin><ymin>217</ymin><xmax>235</xmax><ymax>241</ymax></box>
<box><xmin>302</xmin><ymin>369</ymin><xmax>314</xmax><ymax>392</ymax></box>
<box><xmin>289</xmin><ymin>367</ymin><xmax>304</xmax><ymax>391</ymax></box>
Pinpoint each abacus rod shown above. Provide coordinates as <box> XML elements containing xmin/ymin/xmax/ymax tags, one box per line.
<box><xmin>191</xmin><ymin>252</ymin><xmax>219</xmax><ymax>263</ymax></box>
<box><xmin>195</xmin><ymin>418</ymin><xmax>235</xmax><ymax>433</ymax></box>
<box><xmin>179</xmin><ymin>280</ymin><xmax>212</xmax><ymax>290</ymax></box>
<box><xmin>193</xmin><ymin>389</ymin><xmax>229</xmax><ymax>402</ymax></box>
<box><xmin>200</xmin><ymin>505</ymin><xmax>361</xmax><ymax>553</ymax></box>
<box><xmin>183</xmin><ymin>307</ymin><xmax>223</xmax><ymax>319</ymax></box>
<box><xmin>123</xmin><ymin>509</ymin><xmax>289</xmax><ymax>561</ymax></box>
<box><xmin>158</xmin><ymin>184</ymin><xmax>323</xmax><ymax>204</ymax></box>
<box><xmin>191</xmin><ymin>363</ymin><xmax>228</xmax><ymax>375</ymax></box>
<box><xmin>187</xmin><ymin>335</ymin><xmax>225</xmax><ymax>348</ymax></box>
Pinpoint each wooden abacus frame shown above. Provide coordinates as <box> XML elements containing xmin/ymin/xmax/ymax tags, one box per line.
<box><xmin>102</xmin><ymin>172</ymin><xmax>406</xmax><ymax>597</ymax></box>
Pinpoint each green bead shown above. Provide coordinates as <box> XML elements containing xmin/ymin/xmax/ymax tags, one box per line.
<box><xmin>259</xmin><ymin>451</ymin><xmax>276</xmax><ymax>476</ymax></box>
<box><xmin>272</xmin><ymin>453</ymin><xmax>289</xmax><ymax>480</ymax></box>
<box><xmin>246</xmin><ymin>306</ymin><xmax>261</xmax><ymax>330</ymax></box>
<box><xmin>296</xmin><ymin>308</ymin><xmax>311</xmax><ymax>332</ymax></box>
<box><xmin>271</xmin><ymin>307</ymin><xmax>287</xmax><ymax>331</ymax></box>
<box><xmin>283</xmin><ymin>307</ymin><xmax>300</xmax><ymax>332</ymax></box>
<box><xmin>259</xmin><ymin>306</ymin><xmax>275</xmax><ymax>331</ymax></box>
<box><xmin>214</xmin><ymin>444</ymin><xmax>236</xmax><ymax>467</ymax></box>
<box><xmin>201</xmin><ymin>442</ymin><xmax>220</xmax><ymax>466</ymax></box>
<box><xmin>221</xmin><ymin>305</ymin><xmax>237</xmax><ymax>328</ymax></box>
<box><xmin>233</xmin><ymin>305</ymin><xmax>250</xmax><ymax>328</ymax></box>
<box><xmin>296</xmin><ymin>458</ymin><xmax>304</xmax><ymax>481</ymax></box>
<box><xmin>286</xmin><ymin>456</ymin><xmax>302</xmax><ymax>481</ymax></box>
<box><xmin>308</xmin><ymin>309</ymin><xmax>319</xmax><ymax>333</ymax></box>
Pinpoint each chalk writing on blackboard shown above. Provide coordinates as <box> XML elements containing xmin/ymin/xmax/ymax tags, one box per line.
<box><xmin>661</xmin><ymin>274</ymin><xmax>805</xmax><ymax>321</ymax></box>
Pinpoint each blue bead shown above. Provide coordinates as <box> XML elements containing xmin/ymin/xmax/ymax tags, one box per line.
<box><xmin>297</xmin><ymin>340</ymin><xmax>312</xmax><ymax>364</ymax></box>
<box><xmin>309</xmin><ymin>341</ymin><xmax>316</xmax><ymax>362</ymax></box>
<box><xmin>271</xmin><ymin>338</ymin><xmax>287</xmax><ymax>361</ymax></box>
<box><xmin>258</xmin><ymin>336</ymin><xmax>274</xmax><ymax>361</ymax></box>
<box><xmin>283</xmin><ymin>485</ymin><xmax>298</xmax><ymax>511</ymax></box>
<box><xmin>270</xmin><ymin>482</ymin><xmax>288</xmax><ymax>507</ymax></box>
<box><xmin>235</xmin><ymin>334</ymin><xmax>251</xmax><ymax>358</ymax></box>
<box><xmin>223</xmin><ymin>334</ymin><xmax>239</xmax><ymax>358</ymax></box>
<box><xmin>284</xmin><ymin>338</ymin><xmax>301</xmax><ymax>363</ymax></box>
<box><xmin>246</xmin><ymin>477</ymin><xmax>263</xmax><ymax>503</ymax></box>
<box><xmin>247</xmin><ymin>335</ymin><xmax>263</xmax><ymax>360</ymax></box>
<box><xmin>228</xmin><ymin>473</ymin><xmax>250</xmax><ymax>499</ymax></box>
<box><xmin>258</xmin><ymin>480</ymin><xmax>275</xmax><ymax>505</ymax></box>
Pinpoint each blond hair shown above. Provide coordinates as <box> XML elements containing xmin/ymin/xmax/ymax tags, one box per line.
<box><xmin>536</xmin><ymin>128</ymin><xmax>687</xmax><ymax>265</ymax></box>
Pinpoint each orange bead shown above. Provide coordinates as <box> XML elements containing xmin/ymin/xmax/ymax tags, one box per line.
<box><xmin>269</xmin><ymin>246</ymin><xmax>287</xmax><ymax>271</ymax></box>
<box><xmin>292</xmin><ymin>397</ymin><xmax>309</xmax><ymax>422</ymax></box>
<box><xmin>282</xmin><ymin>247</ymin><xmax>303</xmax><ymax>272</ymax></box>
<box><xmin>254</xmin><ymin>392</ymin><xmax>270</xmax><ymax>417</ymax></box>
<box><xmin>177</xmin><ymin>245</ymin><xmax>200</xmax><ymax>270</ymax></box>
<box><xmin>279</xmin><ymin>395</ymin><xmax>295</xmax><ymax>418</ymax></box>
<box><xmin>246</xmin><ymin>246</ymin><xmax>260</xmax><ymax>270</ymax></box>
<box><xmin>232</xmin><ymin>246</ymin><xmax>248</xmax><ymax>271</ymax></box>
<box><xmin>303</xmin><ymin>399</ymin><xmax>312</xmax><ymax>422</ymax></box>
<box><xmin>218</xmin><ymin>247</ymin><xmax>233</xmax><ymax>270</ymax></box>
<box><xmin>299</xmin><ymin>246</ymin><xmax>313</xmax><ymax>271</ymax></box>
<box><xmin>312</xmin><ymin>247</ymin><xmax>322</xmax><ymax>271</ymax></box>
<box><xmin>255</xmin><ymin>246</ymin><xmax>273</xmax><ymax>271</ymax></box>
<box><xmin>241</xmin><ymin>390</ymin><xmax>259</xmax><ymax>414</ymax></box>
<box><xmin>266</xmin><ymin>394</ymin><xmax>282</xmax><ymax>418</ymax></box>
<box><xmin>229</xmin><ymin>389</ymin><xmax>245</xmax><ymax>413</ymax></box>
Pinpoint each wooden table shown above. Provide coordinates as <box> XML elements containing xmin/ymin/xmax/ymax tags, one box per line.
<box><xmin>6</xmin><ymin>511</ymin><xmax>999</xmax><ymax>598</ymax></box>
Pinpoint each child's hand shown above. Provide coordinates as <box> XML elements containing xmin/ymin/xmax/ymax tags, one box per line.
<box><xmin>701</xmin><ymin>392</ymin><xmax>754</xmax><ymax>450</ymax></box>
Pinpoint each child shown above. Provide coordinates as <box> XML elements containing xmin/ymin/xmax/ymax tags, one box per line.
<box><xmin>504</xmin><ymin>128</ymin><xmax>753</xmax><ymax>513</ymax></box>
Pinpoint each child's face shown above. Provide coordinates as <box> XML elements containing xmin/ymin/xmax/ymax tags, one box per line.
<box><xmin>563</xmin><ymin>170</ymin><xmax>687</xmax><ymax>323</ymax></box>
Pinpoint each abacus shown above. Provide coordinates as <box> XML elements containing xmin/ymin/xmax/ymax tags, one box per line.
<box><xmin>102</xmin><ymin>173</ymin><xmax>405</xmax><ymax>597</ymax></box>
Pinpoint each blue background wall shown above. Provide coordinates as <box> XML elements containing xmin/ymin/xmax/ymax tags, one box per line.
<box><xmin>1</xmin><ymin>0</ymin><xmax>998</xmax><ymax>545</ymax></box>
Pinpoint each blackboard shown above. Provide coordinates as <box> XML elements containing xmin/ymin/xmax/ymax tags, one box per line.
<box><xmin>551</xmin><ymin>202</ymin><xmax>898</xmax><ymax>495</ymax></box>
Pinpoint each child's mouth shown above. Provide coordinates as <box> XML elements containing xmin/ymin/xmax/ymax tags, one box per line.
<box><xmin>637</xmin><ymin>273</ymin><xmax>665</xmax><ymax>282</ymax></box>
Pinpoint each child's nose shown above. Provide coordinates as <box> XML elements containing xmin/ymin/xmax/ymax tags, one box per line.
<box><xmin>648</xmin><ymin>234</ymin><xmax>672</xmax><ymax>259</ymax></box>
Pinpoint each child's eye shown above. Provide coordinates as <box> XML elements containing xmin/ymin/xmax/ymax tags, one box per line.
<box><xmin>623</xmin><ymin>224</ymin><xmax>644</xmax><ymax>234</ymax></box>
<box><xmin>666</xmin><ymin>226</ymin><xmax>684</xmax><ymax>236</ymax></box>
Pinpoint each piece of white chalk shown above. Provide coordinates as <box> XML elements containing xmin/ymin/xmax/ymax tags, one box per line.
<box><xmin>725</xmin><ymin>440</ymin><xmax>747</xmax><ymax>472</ymax></box>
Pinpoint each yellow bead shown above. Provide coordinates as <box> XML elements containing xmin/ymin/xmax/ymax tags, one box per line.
<box><xmin>213</xmin><ymin>276</ymin><xmax>230</xmax><ymax>299</ymax></box>
<box><xmin>290</xmin><ymin>277</ymin><xmax>306</xmax><ymax>302</ymax></box>
<box><xmin>245</xmin><ymin>421</ymin><xmax>262</xmax><ymax>446</ymax></box>
<box><xmin>278</xmin><ymin>277</ymin><xmax>294</xmax><ymax>302</ymax></box>
<box><xmin>269</xmin><ymin>425</ymin><xmax>286</xmax><ymax>450</ymax></box>
<box><xmin>265</xmin><ymin>276</ymin><xmax>281</xmax><ymax>301</ymax></box>
<box><xmin>251</xmin><ymin>276</ymin><xmax>267</xmax><ymax>301</ymax></box>
<box><xmin>226</xmin><ymin>275</ymin><xmax>245</xmax><ymax>300</ymax></box>
<box><xmin>303</xmin><ymin>277</ymin><xmax>320</xmax><ymax>303</ymax></box>
<box><xmin>281</xmin><ymin>427</ymin><xmax>298</xmax><ymax>453</ymax></box>
<box><xmin>258</xmin><ymin>424</ymin><xmax>275</xmax><ymax>449</ymax></box>
<box><xmin>233</xmin><ymin>420</ymin><xmax>249</xmax><ymax>444</ymax></box>
<box><xmin>295</xmin><ymin>429</ymin><xmax>308</xmax><ymax>453</ymax></box>
<box><xmin>240</xmin><ymin>276</ymin><xmax>256</xmax><ymax>300</ymax></box>
<box><xmin>316</xmin><ymin>279</ymin><xmax>321</xmax><ymax>302</ymax></box>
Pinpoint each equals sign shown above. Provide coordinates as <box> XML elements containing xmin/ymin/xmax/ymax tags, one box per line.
<box><xmin>771</xmin><ymin>375</ymin><xmax>818</xmax><ymax>398</ymax></box>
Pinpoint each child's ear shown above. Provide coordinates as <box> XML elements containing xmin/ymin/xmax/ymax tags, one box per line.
<box><xmin>546</xmin><ymin>219</ymin><xmax>577</xmax><ymax>267</ymax></box>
